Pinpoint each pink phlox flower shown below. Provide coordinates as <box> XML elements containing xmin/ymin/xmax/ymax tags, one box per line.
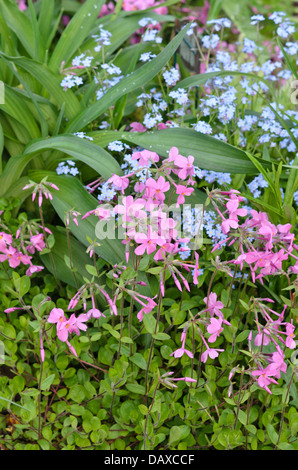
<box><xmin>26</xmin><ymin>265</ymin><xmax>44</xmax><ymax>276</ymax></box>
<box><xmin>285</xmin><ymin>320</ymin><xmax>296</xmax><ymax>349</ymax></box>
<box><xmin>0</xmin><ymin>232</ymin><xmax>13</xmax><ymax>252</ymax></box>
<box><xmin>203</xmin><ymin>292</ymin><xmax>224</xmax><ymax>317</ymax></box>
<box><xmin>82</xmin><ymin>206</ymin><xmax>111</xmax><ymax>220</ymax></box>
<box><xmin>170</xmin><ymin>330</ymin><xmax>193</xmax><ymax>358</ymax></box>
<box><xmin>193</xmin><ymin>252</ymin><xmax>200</xmax><ymax>285</ymax></box>
<box><xmin>173</xmin><ymin>154</ymin><xmax>195</xmax><ymax>181</ymax></box>
<box><xmin>174</xmin><ymin>184</ymin><xmax>194</xmax><ymax>207</ymax></box>
<box><xmin>254</xmin><ymin>326</ymin><xmax>271</xmax><ymax>347</ymax></box>
<box><xmin>107</xmin><ymin>174</ymin><xmax>130</xmax><ymax>194</ymax></box>
<box><xmin>129</xmin><ymin>122</ymin><xmax>147</xmax><ymax>132</ymax></box>
<box><xmin>207</xmin><ymin>317</ymin><xmax>223</xmax><ymax>343</ymax></box>
<box><xmin>145</xmin><ymin>176</ymin><xmax>170</xmax><ymax>202</ymax></box>
<box><xmin>131</xmin><ymin>149</ymin><xmax>159</xmax><ymax>167</ymax></box>
<box><xmin>266</xmin><ymin>346</ymin><xmax>287</xmax><ymax>378</ymax></box>
<box><xmin>201</xmin><ymin>346</ymin><xmax>224</xmax><ymax>363</ymax></box>
<box><xmin>0</xmin><ymin>247</ymin><xmax>31</xmax><ymax>268</ymax></box>
<box><xmin>251</xmin><ymin>367</ymin><xmax>279</xmax><ymax>394</ymax></box>
<box><xmin>29</xmin><ymin>234</ymin><xmax>46</xmax><ymax>252</ymax></box>
<box><xmin>134</xmin><ymin>226</ymin><xmax>162</xmax><ymax>256</ymax></box>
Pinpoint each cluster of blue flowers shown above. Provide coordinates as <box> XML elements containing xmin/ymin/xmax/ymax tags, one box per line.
<box><xmin>247</xmin><ymin>174</ymin><xmax>269</xmax><ymax>199</ymax></box>
<box><xmin>56</xmin><ymin>160</ymin><xmax>79</xmax><ymax>176</ymax></box>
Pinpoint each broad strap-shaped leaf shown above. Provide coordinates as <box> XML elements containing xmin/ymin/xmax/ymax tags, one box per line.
<box><xmin>0</xmin><ymin>0</ymin><xmax>45</xmax><ymax>60</ymax></box>
<box><xmin>0</xmin><ymin>53</ymin><xmax>81</xmax><ymax>121</ymax></box>
<box><xmin>0</xmin><ymin>134</ymin><xmax>121</xmax><ymax>197</ymax></box>
<box><xmin>24</xmin><ymin>135</ymin><xmax>122</xmax><ymax>178</ymax></box>
<box><xmin>49</xmin><ymin>0</ymin><xmax>105</xmax><ymax>73</ymax></box>
<box><xmin>92</xmin><ymin>128</ymin><xmax>272</xmax><ymax>174</ymax></box>
<box><xmin>0</xmin><ymin>85</ymin><xmax>41</xmax><ymax>140</ymax></box>
<box><xmin>65</xmin><ymin>23</ymin><xmax>192</xmax><ymax>132</ymax></box>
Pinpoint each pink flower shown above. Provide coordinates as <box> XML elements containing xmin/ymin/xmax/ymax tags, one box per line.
<box><xmin>201</xmin><ymin>346</ymin><xmax>224</xmax><ymax>363</ymax></box>
<box><xmin>174</xmin><ymin>184</ymin><xmax>194</xmax><ymax>206</ymax></box>
<box><xmin>173</xmin><ymin>154</ymin><xmax>195</xmax><ymax>181</ymax></box>
<box><xmin>207</xmin><ymin>317</ymin><xmax>223</xmax><ymax>343</ymax></box>
<box><xmin>0</xmin><ymin>247</ymin><xmax>31</xmax><ymax>268</ymax></box>
<box><xmin>145</xmin><ymin>176</ymin><xmax>170</xmax><ymax>202</ymax></box>
<box><xmin>26</xmin><ymin>265</ymin><xmax>44</xmax><ymax>276</ymax></box>
<box><xmin>203</xmin><ymin>292</ymin><xmax>224</xmax><ymax>317</ymax></box>
<box><xmin>285</xmin><ymin>321</ymin><xmax>296</xmax><ymax>349</ymax></box>
<box><xmin>130</xmin><ymin>122</ymin><xmax>147</xmax><ymax>132</ymax></box>
<box><xmin>29</xmin><ymin>234</ymin><xmax>45</xmax><ymax>252</ymax></box>
<box><xmin>0</xmin><ymin>232</ymin><xmax>13</xmax><ymax>252</ymax></box>
<box><xmin>131</xmin><ymin>149</ymin><xmax>159</xmax><ymax>167</ymax></box>
<box><xmin>136</xmin><ymin>297</ymin><xmax>157</xmax><ymax>322</ymax></box>
<box><xmin>193</xmin><ymin>252</ymin><xmax>200</xmax><ymax>285</ymax></box>
<box><xmin>134</xmin><ymin>227</ymin><xmax>162</xmax><ymax>256</ymax></box>
<box><xmin>170</xmin><ymin>330</ymin><xmax>193</xmax><ymax>358</ymax></box>
<box><xmin>107</xmin><ymin>174</ymin><xmax>129</xmax><ymax>194</ymax></box>
<box><xmin>82</xmin><ymin>206</ymin><xmax>111</xmax><ymax>220</ymax></box>
<box><xmin>56</xmin><ymin>314</ymin><xmax>87</xmax><ymax>342</ymax></box>
<box><xmin>48</xmin><ymin>308</ymin><xmax>66</xmax><ymax>325</ymax></box>
<box><xmin>251</xmin><ymin>367</ymin><xmax>279</xmax><ymax>394</ymax></box>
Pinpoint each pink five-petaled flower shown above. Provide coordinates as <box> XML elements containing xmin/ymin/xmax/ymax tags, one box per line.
<box><xmin>136</xmin><ymin>297</ymin><xmax>157</xmax><ymax>322</ymax></box>
<box><xmin>207</xmin><ymin>317</ymin><xmax>223</xmax><ymax>343</ymax></box>
<box><xmin>107</xmin><ymin>174</ymin><xmax>129</xmax><ymax>194</ymax></box>
<box><xmin>285</xmin><ymin>321</ymin><xmax>296</xmax><ymax>349</ymax></box>
<box><xmin>173</xmin><ymin>154</ymin><xmax>195</xmax><ymax>181</ymax></box>
<box><xmin>201</xmin><ymin>346</ymin><xmax>224</xmax><ymax>363</ymax></box>
<box><xmin>0</xmin><ymin>232</ymin><xmax>13</xmax><ymax>252</ymax></box>
<box><xmin>28</xmin><ymin>234</ymin><xmax>46</xmax><ymax>253</ymax></box>
<box><xmin>170</xmin><ymin>330</ymin><xmax>194</xmax><ymax>358</ymax></box>
<box><xmin>174</xmin><ymin>184</ymin><xmax>194</xmax><ymax>207</ymax></box>
<box><xmin>193</xmin><ymin>252</ymin><xmax>200</xmax><ymax>285</ymax></box>
<box><xmin>0</xmin><ymin>246</ymin><xmax>31</xmax><ymax>268</ymax></box>
<box><xmin>203</xmin><ymin>292</ymin><xmax>224</xmax><ymax>317</ymax></box>
<box><xmin>131</xmin><ymin>149</ymin><xmax>159</xmax><ymax>167</ymax></box>
<box><xmin>145</xmin><ymin>176</ymin><xmax>170</xmax><ymax>202</ymax></box>
<box><xmin>221</xmin><ymin>197</ymin><xmax>247</xmax><ymax>234</ymax></box>
<box><xmin>55</xmin><ymin>314</ymin><xmax>87</xmax><ymax>342</ymax></box>
<box><xmin>26</xmin><ymin>265</ymin><xmax>44</xmax><ymax>276</ymax></box>
<box><xmin>134</xmin><ymin>226</ymin><xmax>162</xmax><ymax>256</ymax></box>
<box><xmin>82</xmin><ymin>206</ymin><xmax>111</xmax><ymax>220</ymax></box>
<box><xmin>251</xmin><ymin>367</ymin><xmax>279</xmax><ymax>394</ymax></box>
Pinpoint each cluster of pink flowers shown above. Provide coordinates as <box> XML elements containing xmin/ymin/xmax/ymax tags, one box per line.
<box><xmin>47</xmin><ymin>308</ymin><xmax>88</xmax><ymax>357</ymax></box>
<box><xmin>0</xmin><ymin>226</ymin><xmax>45</xmax><ymax>277</ymax></box>
<box><xmin>211</xmin><ymin>191</ymin><xmax>297</xmax><ymax>284</ymax></box>
<box><xmin>246</xmin><ymin>299</ymin><xmax>295</xmax><ymax>394</ymax></box>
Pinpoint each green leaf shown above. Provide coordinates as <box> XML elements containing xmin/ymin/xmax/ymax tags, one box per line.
<box><xmin>49</xmin><ymin>0</ymin><xmax>105</xmax><ymax>73</ymax></box>
<box><xmin>0</xmin><ymin>54</ymin><xmax>81</xmax><ymax>120</ymax></box>
<box><xmin>169</xmin><ymin>425</ymin><xmax>190</xmax><ymax>445</ymax></box>
<box><xmin>0</xmin><ymin>0</ymin><xmax>44</xmax><ymax>60</ymax></box>
<box><xmin>126</xmin><ymin>383</ymin><xmax>146</xmax><ymax>395</ymax></box>
<box><xmin>266</xmin><ymin>424</ymin><xmax>278</xmax><ymax>445</ymax></box>
<box><xmin>41</xmin><ymin>374</ymin><xmax>56</xmax><ymax>391</ymax></box>
<box><xmin>123</xmin><ymin>128</ymin><xmax>268</xmax><ymax>174</ymax></box>
<box><xmin>129</xmin><ymin>353</ymin><xmax>147</xmax><ymax>370</ymax></box>
<box><xmin>24</xmin><ymin>135</ymin><xmax>121</xmax><ymax>179</ymax></box>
